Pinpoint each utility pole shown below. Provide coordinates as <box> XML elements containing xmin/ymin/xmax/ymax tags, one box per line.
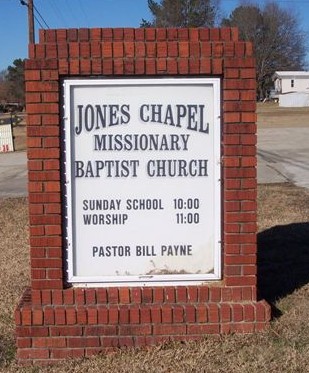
<box><xmin>20</xmin><ymin>0</ymin><xmax>35</xmax><ymax>44</ymax></box>
<box><xmin>28</xmin><ymin>0</ymin><xmax>35</xmax><ymax>44</ymax></box>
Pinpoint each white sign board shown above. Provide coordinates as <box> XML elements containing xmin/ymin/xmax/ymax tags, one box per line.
<box><xmin>63</xmin><ymin>78</ymin><xmax>221</xmax><ymax>286</ymax></box>
<box><xmin>0</xmin><ymin>123</ymin><xmax>14</xmax><ymax>152</ymax></box>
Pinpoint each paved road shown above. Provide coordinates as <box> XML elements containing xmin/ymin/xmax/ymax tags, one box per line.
<box><xmin>257</xmin><ymin>127</ymin><xmax>309</xmax><ymax>188</ymax></box>
<box><xmin>0</xmin><ymin>126</ymin><xmax>308</xmax><ymax>197</ymax></box>
<box><xmin>0</xmin><ymin>151</ymin><xmax>27</xmax><ymax>197</ymax></box>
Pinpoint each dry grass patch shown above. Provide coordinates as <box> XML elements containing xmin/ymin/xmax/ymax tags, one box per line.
<box><xmin>257</xmin><ymin>102</ymin><xmax>309</xmax><ymax>128</ymax></box>
<box><xmin>0</xmin><ymin>184</ymin><xmax>308</xmax><ymax>372</ymax></box>
<box><xmin>0</xmin><ymin>198</ymin><xmax>29</xmax><ymax>367</ymax></box>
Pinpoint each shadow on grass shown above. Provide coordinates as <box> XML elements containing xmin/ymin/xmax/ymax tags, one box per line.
<box><xmin>0</xmin><ymin>334</ymin><xmax>16</xmax><ymax>367</ymax></box>
<box><xmin>257</xmin><ymin>222</ymin><xmax>309</xmax><ymax>305</ymax></box>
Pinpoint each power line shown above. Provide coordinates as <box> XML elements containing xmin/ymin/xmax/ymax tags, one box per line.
<box><xmin>49</xmin><ymin>0</ymin><xmax>68</xmax><ymax>27</ymax></box>
<box><xmin>33</xmin><ymin>11</ymin><xmax>46</xmax><ymax>29</ymax></box>
<box><xmin>20</xmin><ymin>0</ymin><xmax>50</xmax><ymax>28</ymax></box>
<box><xmin>33</xmin><ymin>2</ymin><xmax>50</xmax><ymax>29</ymax></box>
<box><xmin>19</xmin><ymin>0</ymin><xmax>50</xmax><ymax>44</ymax></box>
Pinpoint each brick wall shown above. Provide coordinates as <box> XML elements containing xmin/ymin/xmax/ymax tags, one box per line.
<box><xmin>16</xmin><ymin>27</ymin><xmax>270</xmax><ymax>365</ymax></box>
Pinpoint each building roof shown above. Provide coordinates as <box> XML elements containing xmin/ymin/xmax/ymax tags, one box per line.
<box><xmin>273</xmin><ymin>71</ymin><xmax>309</xmax><ymax>79</ymax></box>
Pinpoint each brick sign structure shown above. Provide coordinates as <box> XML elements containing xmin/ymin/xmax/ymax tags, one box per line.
<box><xmin>15</xmin><ymin>27</ymin><xmax>270</xmax><ymax>365</ymax></box>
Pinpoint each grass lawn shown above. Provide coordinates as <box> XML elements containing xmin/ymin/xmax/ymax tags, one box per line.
<box><xmin>0</xmin><ymin>183</ymin><xmax>308</xmax><ymax>372</ymax></box>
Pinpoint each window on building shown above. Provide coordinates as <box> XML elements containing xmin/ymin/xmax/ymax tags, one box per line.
<box><xmin>291</xmin><ymin>79</ymin><xmax>294</xmax><ymax>88</ymax></box>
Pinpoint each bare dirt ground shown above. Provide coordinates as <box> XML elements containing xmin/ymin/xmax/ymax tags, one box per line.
<box><xmin>0</xmin><ymin>184</ymin><xmax>308</xmax><ymax>372</ymax></box>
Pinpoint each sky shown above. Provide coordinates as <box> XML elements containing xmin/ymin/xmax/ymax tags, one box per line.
<box><xmin>0</xmin><ymin>0</ymin><xmax>309</xmax><ymax>71</ymax></box>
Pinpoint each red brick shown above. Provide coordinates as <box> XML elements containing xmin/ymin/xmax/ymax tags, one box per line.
<box><xmin>157</xmin><ymin>58</ymin><xmax>167</xmax><ymax>72</ymax></box>
<box><xmin>135</xmin><ymin>28</ymin><xmax>145</xmax><ymax>41</ymax></box>
<box><xmin>97</xmin><ymin>306</ymin><xmax>108</xmax><ymax>324</ymax></box>
<box><xmin>196</xmin><ymin>305</ymin><xmax>207</xmax><ymax>323</ymax></box>
<box><xmin>161</xmin><ymin>305</ymin><xmax>172</xmax><ymax>323</ymax></box>
<box><xmin>97</xmin><ymin>288</ymin><xmax>107</xmax><ymax>303</ymax></box>
<box><xmin>50</xmin><ymin>348</ymin><xmax>84</xmax><ymax>359</ymax></box>
<box><xmin>187</xmin><ymin>324</ymin><xmax>219</xmax><ymax>334</ymax></box>
<box><xmin>232</xmin><ymin>304</ymin><xmax>244</xmax><ymax>322</ymax></box>
<box><xmin>200</xmin><ymin>59</ymin><xmax>211</xmax><ymax>74</ymax></box>
<box><xmin>184</xmin><ymin>305</ymin><xmax>196</xmax><ymax>323</ymax></box>
<box><xmin>221</xmin><ymin>288</ymin><xmax>232</xmax><ymax>302</ymax></box>
<box><xmin>129</xmin><ymin>306</ymin><xmax>139</xmax><ymax>324</ymax></box>
<box><xmin>189</xmin><ymin>59</ymin><xmax>199</xmax><ymax>73</ymax></box>
<box><xmin>176</xmin><ymin>287</ymin><xmax>187</xmax><ymax>302</ymax></box>
<box><xmin>179</xmin><ymin>41</ymin><xmax>189</xmax><ymax>57</ymax></box>
<box><xmin>85</xmin><ymin>289</ymin><xmax>96</xmax><ymax>305</ymax></box>
<box><xmin>119</xmin><ymin>288</ymin><xmax>130</xmax><ymax>304</ymax></box>
<box><xmin>21</xmin><ymin>309</ymin><xmax>32</xmax><ymax>326</ymax></box>
<box><xmin>16</xmin><ymin>337</ymin><xmax>32</xmax><ymax>348</ymax></box>
<box><xmin>208</xmin><ymin>304</ymin><xmax>220</xmax><ymax>323</ymax></box>
<box><xmin>51</xmin><ymin>290</ymin><xmax>63</xmax><ymax>305</ymax></box>
<box><xmin>75</xmin><ymin>288</ymin><xmax>85</xmax><ymax>305</ymax></box>
<box><xmin>187</xmin><ymin>287</ymin><xmax>198</xmax><ymax>302</ymax></box>
<box><xmin>145</xmin><ymin>28</ymin><xmax>156</xmax><ymax>41</ymax></box>
<box><xmin>124</xmin><ymin>42</ymin><xmax>134</xmax><ymax>57</ymax></box>
<box><xmin>209</xmin><ymin>288</ymin><xmax>221</xmax><ymax>302</ymax></box>
<box><xmin>131</xmin><ymin>288</ymin><xmax>141</xmax><ymax>303</ymax></box>
<box><xmin>87</xmin><ymin>307</ymin><xmax>98</xmax><ymax>324</ymax></box>
<box><xmin>54</xmin><ymin>308</ymin><xmax>66</xmax><ymax>325</ymax></box>
<box><xmin>119</xmin><ymin>325</ymin><xmax>151</xmax><ymax>336</ymax></box>
<box><xmin>141</xmin><ymin>288</ymin><xmax>153</xmax><ymax>303</ymax></box>
<box><xmin>17</xmin><ymin>348</ymin><xmax>49</xmax><ymax>360</ymax></box>
<box><xmin>44</xmin><ymin>225</ymin><xmax>61</xmax><ymax>236</ymax></box>
<box><xmin>119</xmin><ymin>306</ymin><xmax>129</xmax><ymax>324</ymax></box>
<box><xmin>109</xmin><ymin>306</ymin><xmax>119</xmax><ymax>324</ymax></box>
<box><xmin>153</xmin><ymin>324</ymin><xmax>186</xmax><ymax>335</ymax></box>
<box><xmin>85</xmin><ymin>325</ymin><xmax>116</xmax><ymax>336</ymax></box>
<box><xmin>226</xmin><ymin>276</ymin><xmax>256</xmax><ymax>287</ymax></box>
<box><xmin>145</xmin><ymin>60</ymin><xmax>156</xmax><ymax>74</ymax></box>
<box><xmin>243</xmin><ymin>304</ymin><xmax>255</xmax><ymax>321</ymax></box>
<box><xmin>65</xmin><ymin>308</ymin><xmax>76</xmax><ymax>325</ymax></box>
<box><xmin>220</xmin><ymin>304</ymin><xmax>231</xmax><ymax>322</ymax></box>
<box><xmin>76</xmin><ymin>307</ymin><xmax>87</xmax><ymax>324</ymax></box>
<box><xmin>164</xmin><ymin>287</ymin><xmax>175</xmax><ymax>303</ymax></box>
<box><xmin>255</xmin><ymin>302</ymin><xmax>267</xmax><ymax>322</ymax></box>
<box><xmin>153</xmin><ymin>287</ymin><xmax>164</xmax><ymax>303</ymax></box>
<box><xmin>67</xmin><ymin>337</ymin><xmax>100</xmax><ymax>348</ymax></box>
<box><xmin>198</xmin><ymin>287</ymin><xmax>209</xmax><ymax>302</ymax></box>
<box><xmin>63</xmin><ymin>289</ymin><xmax>74</xmax><ymax>305</ymax></box>
<box><xmin>16</xmin><ymin>326</ymin><xmax>46</xmax><ymax>338</ymax></box>
<box><xmin>140</xmin><ymin>306</ymin><xmax>151</xmax><ymax>323</ymax></box>
<box><xmin>167</xmin><ymin>59</ymin><xmax>177</xmax><ymax>74</ymax></box>
<box><xmin>173</xmin><ymin>305</ymin><xmax>184</xmax><ymax>323</ymax></box>
<box><xmin>157</xmin><ymin>42</ymin><xmax>167</xmax><ymax>57</ymax></box>
<box><xmin>102</xmin><ymin>28</ymin><xmax>113</xmax><ymax>41</ymax></box>
<box><xmin>151</xmin><ymin>305</ymin><xmax>161</xmax><ymax>323</ymax></box>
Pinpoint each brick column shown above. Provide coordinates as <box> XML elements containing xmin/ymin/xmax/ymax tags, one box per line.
<box><xmin>15</xmin><ymin>27</ymin><xmax>270</xmax><ymax>365</ymax></box>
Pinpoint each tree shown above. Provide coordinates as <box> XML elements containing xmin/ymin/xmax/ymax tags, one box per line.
<box><xmin>222</xmin><ymin>2</ymin><xmax>307</xmax><ymax>99</ymax></box>
<box><xmin>141</xmin><ymin>0</ymin><xmax>221</xmax><ymax>28</ymax></box>
<box><xmin>6</xmin><ymin>59</ymin><xmax>25</xmax><ymax>104</ymax></box>
<box><xmin>0</xmin><ymin>70</ymin><xmax>9</xmax><ymax>103</ymax></box>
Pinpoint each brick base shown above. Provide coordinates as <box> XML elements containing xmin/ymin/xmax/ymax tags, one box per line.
<box><xmin>15</xmin><ymin>287</ymin><xmax>270</xmax><ymax>365</ymax></box>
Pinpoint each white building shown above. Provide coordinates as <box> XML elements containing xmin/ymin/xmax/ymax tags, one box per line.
<box><xmin>272</xmin><ymin>71</ymin><xmax>309</xmax><ymax>107</ymax></box>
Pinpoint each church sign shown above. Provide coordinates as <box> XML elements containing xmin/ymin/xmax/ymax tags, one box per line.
<box><xmin>63</xmin><ymin>78</ymin><xmax>221</xmax><ymax>285</ymax></box>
